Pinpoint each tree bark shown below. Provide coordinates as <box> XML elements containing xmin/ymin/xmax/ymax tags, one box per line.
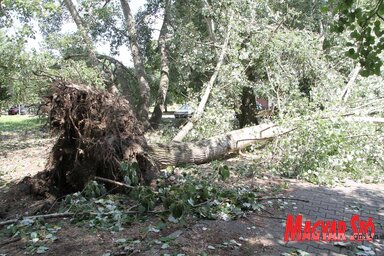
<box><xmin>202</xmin><ymin>0</ymin><xmax>219</xmax><ymax>58</ymax></box>
<box><xmin>172</xmin><ymin>24</ymin><xmax>231</xmax><ymax>142</ymax></box>
<box><xmin>237</xmin><ymin>87</ymin><xmax>260</xmax><ymax>128</ymax></box>
<box><xmin>120</xmin><ymin>0</ymin><xmax>151</xmax><ymax>126</ymax></box>
<box><xmin>341</xmin><ymin>65</ymin><xmax>361</xmax><ymax>102</ymax></box>
<box><xmin>149</xmin><ymin>113</ymin><xmax>384</xmax><ymax>169</ymax></box>
<box><xmin>149</xmin><ymin>0</ymin><xmax>171</xmax><ymax>128</ymax></box>
<box><xmin>150</xmin><ymin>123</ymin><xmax>292</xmax><ymax>168</ymax></box>
<box><xmin>63</xmin><ymin>0</ymin><xmax>116</xmax><ymax>93</ymax></box>
<box><xmin>63</xmin><ymin>0</ymin><xmax>98</xmax><ymax>67</ymax></box>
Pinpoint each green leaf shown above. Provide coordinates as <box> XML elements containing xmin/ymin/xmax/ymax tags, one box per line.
<box><xmin>120</xmin><ymin>161</ymin><xmax>129</xmax><ymax>173</ymax></box>
<box><xmin>129</xmin><ymin>161</ymin><xmax>139</xmax><ymax>171</ymax></box>
<box><xmin>378</xmin><ymin>4</ymin><xmax>384</xmax><ymax>15</ymax></box>
<box><xmin>355</xmin><ymin>8</ymin><xmax>362</xmax><ymax>19</ymax></box>
<box><xmin>219</xmin><ymin>165</ymin><xmax>230</xmax><ymax>181</ymax></box>
<box><xmin>374</xmin><ymin>21</ymin><xmax>382</xmax><ymax>37</ymax></box>
<box><xmin>346</xmin><ymin>48</ymin><xmax>358</xmax><ymax>59</ymax></box>
<box><xmin>320</xmin><ymin>6</ymin><xmax>329</xmax><ymax>13</ymax></box>
<box><xmin>360</xmin><ymin>69</ymin><xmax>370</xmax><ymax>77</ymax></box>
<box><xmin>170</xmin><ymin>201</ymin><xmax>185</xmax><ymax>218</ymax></box>
<box><xmin>36</xmin><ymin>246</ymin><xmax>49</xmax><ymax>254</ymax></box>
<box><xmin>350</xmin><ymin>30</ymin><xmax>360</xmax><ymax>39</ymax></box>
<box><xmin>124</xmin><ymin>176</ymin><xmax>131</xmax><ymax>185</ymax></box>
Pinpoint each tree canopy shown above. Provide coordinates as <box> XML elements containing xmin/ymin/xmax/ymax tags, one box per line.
<box><xmin>0</xmin><ymin>0</ymin><xmax>382</xmax><ymax>125</ymax></box>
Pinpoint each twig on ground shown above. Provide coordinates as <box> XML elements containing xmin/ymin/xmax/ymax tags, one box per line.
<box><xmin>193</xmin><ymin>201</ymin><xmax>210</xmax><ymax>208</ymax></box>
<box><xmin>94</xmin><ymin>176</ymin><xmax>135</xmax><ymax>189</ymax></box>
<box><xmin>259</xmin><ymin>207</ymin><xmax>274</xmax><ymax>216</ymax></box>
<box><xmin>0</xmin><ymin>208</ymin><xmax>168</xmax><ymax>227</ymax></box>
<box><xmin>0</xmin><ymin>212</ymin><xmax>74</xmax><ymax>227</ymax></box>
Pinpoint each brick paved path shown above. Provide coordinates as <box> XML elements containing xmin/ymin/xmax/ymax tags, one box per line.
<box><xmin>262</xmin><ymin>180</ymin><xmax>384</xmax><ymax>256</ymax></box>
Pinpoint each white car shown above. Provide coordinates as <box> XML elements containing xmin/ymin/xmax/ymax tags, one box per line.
<box><xmin>174</xmin><ymin>104</ymin><xmax>194</xmax><ymax>118</ymax></box>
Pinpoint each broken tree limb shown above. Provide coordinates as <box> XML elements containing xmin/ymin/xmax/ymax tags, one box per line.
<box><xmin>172</xmin><ymin>20</ymin><xmax>232</xmax><ymax>142</ymax></box>
<box><xmin>0</xmin><ymin>212</ymin><xmax>74</xmax><ymax>227</ymax></box>
<box><xmin>149</xmin><ymin>112</ymin><xmax>383</xmax><ymax>169</ymax></box>
<box><xmin>256</xmin><ymin>197</ymin><xmax>309</xmax><ymax>203</ymax></box>
<box><xmin>94</xmin><ymin>176</ymin><xmax>134</xmax><ymax>189</ymax></box>
<box><xmin>0</xmin><ymin>209</ymin><xmax>164</xmax><ymax>227</ymax></box>
<box><xmin>344</xmin><ymin>116</ymin><xmax>384</xmax><ymax>123</ymax></box>
<box><xmin>341</xmin><ymin>65</ymin><xmax>361</xmax><ymax>102</ymax></box>
<box><xmin>151</xmin><ymin>123</ymin><xmax>293</xmax><ymax>168</ymax></box>
<box><xmin>202</xmin><ymin>0</ymin><xmax>219</xmax><ymax>58</ymax></box>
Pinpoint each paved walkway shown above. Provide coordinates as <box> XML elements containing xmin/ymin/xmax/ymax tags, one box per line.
<box><xmin>260</xmin><ymin>180</ymin><xmax>384</xmax><ymax>255</ymax></box>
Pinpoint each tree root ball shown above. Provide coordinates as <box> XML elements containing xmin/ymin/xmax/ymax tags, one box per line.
<box><xmin>41</xmin><ymin>80</ymin><xmax>158</xmax><ymax>195</ymax></box>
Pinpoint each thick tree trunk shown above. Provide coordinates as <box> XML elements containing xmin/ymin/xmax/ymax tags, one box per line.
<box><xmin>237</xmin><ymin>87</ymin><xmax>260</xmax><ymax>128</ymax></box>
<box><xmin>149</xmin><ymin>0</ymin><xmax>171</xmax><ymax>128</ymax></box>
<box><xmin>120</xmin><ymin>0</ymin><xmax>151</xmax><ymax>126</ymax></box>
<box><xmin>150</xmin><ymin>123</ymin><xmax>292</xmax><ymax>168</ymax></box>
<box><xmin>172</xmin><ymin>24</ymin><xmax>231</xmax><ymax>142</ymax></box>
<box><xmin>149</xmin><ymin>113</ymin><xmax>384</xmax><ymax>168</ymax></box>
<box><xmin>63</xmin><ymin>0</ymin><xmax>116</xmax><ymax>93</ymax></box>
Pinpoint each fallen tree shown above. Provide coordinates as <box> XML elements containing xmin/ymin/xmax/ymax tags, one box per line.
<box><xmin>150</xmin><ymin>124</ymin><xmax>291</xmax><ymax>168</ymax></box>
<box><xmin>37</xmin><ymin>81</ymin><xmax>381</xmax><ymax>195</ymax></box>
<box><xmin>38</xmin><ymin>81</ymin><xmax>290</xmax><ymax>195</ymax></box>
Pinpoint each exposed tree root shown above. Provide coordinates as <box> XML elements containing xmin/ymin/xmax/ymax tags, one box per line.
<box><xmin>38</xmin><ymin>80</ymin><xmax>158</xmax><ymax>196</ymax></box>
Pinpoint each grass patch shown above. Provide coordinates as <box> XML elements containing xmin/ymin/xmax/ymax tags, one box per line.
<box><xmin>0</xmin><ymin>115</ymin><xmax>46</xmax><ymax>133</ymax></box>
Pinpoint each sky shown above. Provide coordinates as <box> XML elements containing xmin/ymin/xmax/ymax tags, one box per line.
<box><xmin>23</xmin><ymin>0</ymin><xmax>153</xmax><ymax>67</ymax></box>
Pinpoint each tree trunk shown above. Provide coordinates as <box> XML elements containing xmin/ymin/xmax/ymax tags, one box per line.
<box><xmin>149</xmin><ymin>0</ymin><xmax>171</xmax><ymax>128</ymax></box>
<box><xmin>149</xmin><ymin>113</ymin><xmax>384</xmax><ymax>169</ymax></box>
<box><xmin>63</xmin><ymin>0</ymin><xmax>98</xmax><ymax>67</ymax></box>
<box><xmin>63</xmin><ymin>0</ymin><xmax>116</xmax><ymax>93</ymax></box>
<box><xmin>237</xmin><ymin>87</ymin><xmax>260</xmax><ymax>128</ymax></box>
<box><xmin>150</xmin><ymin>123</ymin><xmax>291</xmax><ymax>168</ymax></box>
<box><xmin>120</xmin><ymin>0</ymin><xmax>151</xmax><ymax>126</ymax></box>
<box><xmin>202</xmin><ymin>0</ymin><xmax>219</xmax><ymax>59</ymax></box>
<box><xmin>172</xmin><ymin>23</ymin><xmax>231</xmax><ymax>142</ymax></box>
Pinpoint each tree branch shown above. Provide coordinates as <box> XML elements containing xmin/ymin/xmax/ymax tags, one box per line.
<box><xmin>172</xmin><ymin>18</ymin><xmax>232</xmax><ymax>142</ymax></box>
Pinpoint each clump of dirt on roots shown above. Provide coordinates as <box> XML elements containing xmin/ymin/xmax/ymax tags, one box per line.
<box><xmin>36</xmin><ymin>80</ymin><xmax>158</xmax><ymax>196</ymax></box>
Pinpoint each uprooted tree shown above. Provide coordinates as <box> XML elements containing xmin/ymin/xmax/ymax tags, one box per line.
<box><xmin>39</xmin><ymin>81</ymin><xmax>290</xmax><ymax>196</ymax></box>
<box><xmin>39</xmin><ymin>79</ymin><xmax>384</xmax><ymax>196</ymax></box>
<box><xmin>41</xmin><ymin>81</ymin><xmax>158</xmax><ymax>195</ymax></box>
<box><xmin>2</xmin><ymin>0</ymin><xmax>383</xmax><ymax>197</ymax></box>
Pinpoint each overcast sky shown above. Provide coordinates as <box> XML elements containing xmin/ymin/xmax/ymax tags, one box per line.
<box><xmin>24</xmin><ymin>0</ymin><xmax>150</xmax><ymax>67</ymax></box>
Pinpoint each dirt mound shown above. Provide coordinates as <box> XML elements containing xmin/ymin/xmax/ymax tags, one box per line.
<box><xmin>39</xmin><ymin>80</ymin><xmax>158</xmax><ymax>195</ymax></box>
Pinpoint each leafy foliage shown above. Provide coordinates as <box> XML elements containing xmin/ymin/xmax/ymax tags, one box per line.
<box><xmin>50</xmin><ymin>162</ymin><xmax>282</xmax><ymax>231</ymax></box>
<box><xmin>2</xmin><ymin>219</ymin><xmax>61</xmax><ymax>254</ymax></box>
<box><xmin>272</xmin><ymin>118</ymin><xmax>384</xmax><ymax>185</ymax></box>
<box><xmin>329</xmin><ymin>0</ymin><xmax>384</xmax><ymax>76</ymax></box>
